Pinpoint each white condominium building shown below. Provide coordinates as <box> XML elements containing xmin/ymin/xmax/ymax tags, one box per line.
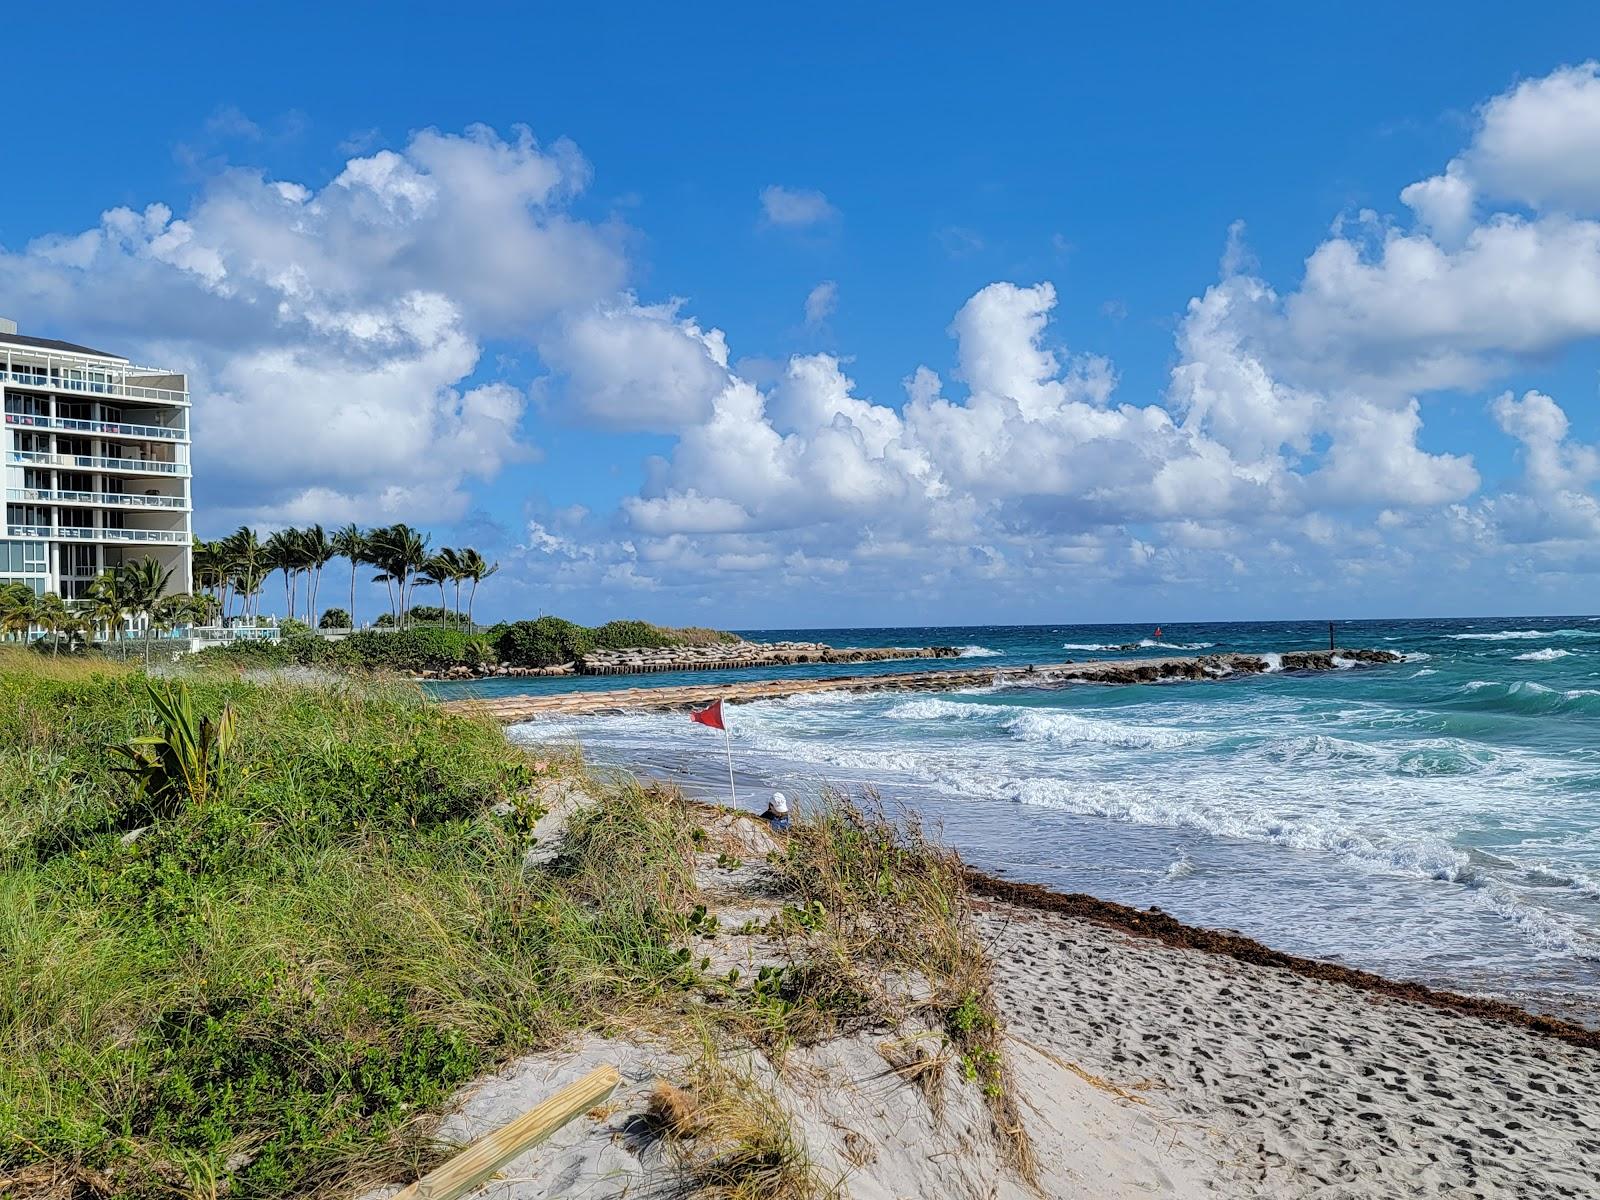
<box><xmin>1</xmin><ymin>318</ymin><xmax>192</xmax><ymax>600</ymax></box>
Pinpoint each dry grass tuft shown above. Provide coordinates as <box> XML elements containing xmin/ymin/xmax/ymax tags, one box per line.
<box><xmin>646</xmin><ymin>1049</ymin><xmax>835</xmax><ymax>1200</ymax></box>
<box><xmin>646</xmin><ymin>1080</ymin><xmax>708</xmax><ymax>1140</ymax></box>
<box><xmin>766</xmin><ymin>791</ymin><xmax>1037</xmax><ymax>1183</ymax></box>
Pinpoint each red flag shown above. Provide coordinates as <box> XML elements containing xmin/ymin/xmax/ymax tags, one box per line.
<box><xmin>690</xmin><ymin>699</ymin><xmax>725</xmax><ymax>730</ymax></box>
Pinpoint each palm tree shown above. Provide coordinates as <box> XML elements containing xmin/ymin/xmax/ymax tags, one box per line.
<box><xmin>0</xmin><ymin>582</ymin><xmax>39</xmax><ymax>642</ymax></box>
<box><xmin>299</xmin><ymin>524</ymin><xmax>333</xmax><ymax>623</ymax></box>
<box><xmin>331</xmin><ymin>523</ymin><xmax>366</xmax><ymax>630</ymax></box>
<box><xmin>263</xmin><ymin>529</ymin><xmax>298</xmax><ymax>621</ymax></box>
<box><xmin>222</xmin><ymin>526</ymin><xmax>263</xmax><ymax>623</ymax></box>
<box><xmin>458</xmin><ymin>548</ymin><xmax>500</xmax><ymax>626</ymax></box>
<box><xmin>366</xmin><ymin>524</ymin><xmax>429</xmax><ymax>628</ymax></box>
<box><xmin>83</xmin><ymin>571</ymin><xmax>128</xmax><ymax>645</ymax></box>
<box><xmin>191</xmin><ymin>537</ymin><xmax>224</xmax><ymax>615</ymax></box>
<box><xmin>419</xmin><ymin>552</ymin><xmax>454</xmax><ymax>617</ymax></box>
<box><xmin>433</xmin><ymin>547</ymin><xmax>466</xmax><ymax>618</ymax></box>
<box><xmin>119</xmin><ymin>557</ymin><xmax>175</xmax><ymax>664</ymax></box>
<box><xmin>34</xmin><ymin>592</ymin><xmax>70</xmax><ymax>656</ymax></box>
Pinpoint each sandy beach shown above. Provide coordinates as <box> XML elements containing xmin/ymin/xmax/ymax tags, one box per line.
<box><xmin>372</xmin><ymin>798</ymin><xmax>1600</xmax><ymax>1199</ymax></box>
<box><xmin>983</xmin><ymin>898</ymin><xmax>1600</xmax><ymax>1198</ymax></box>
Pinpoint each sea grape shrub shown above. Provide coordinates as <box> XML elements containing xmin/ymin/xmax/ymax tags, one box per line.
<box><xmin>493</xmin><ymin>617</ymin><xmax>740</xmax><ymax>666</ymax></box>
<box><xmin>590</xmin><ymin>619</ymin><xmax>676</xmax><ymax>650</ymax></box>
<box><xmin>318</xmin><ymin>607</ymin><xmax>350</xmax><ymax>630</ymax></box>
<box><xmin>493</xmin><ymin>616</ymin><xmax>596</xmax><ymax>667</ymax></box>
<box><xmin>330</xmin><ymin>629</ymin><xmax>473</xmax><ymax>672</ymax></box>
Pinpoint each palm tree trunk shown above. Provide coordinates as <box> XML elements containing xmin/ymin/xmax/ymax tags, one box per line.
<box><xmin>349</xmin><ymin>562</ymin><xmax>357</xmax><ymax>630</ymax></box>
<box><xmin>468</xmin><ymin>578</ymin><xmax>478</xmax><ymax>624</ymax></box>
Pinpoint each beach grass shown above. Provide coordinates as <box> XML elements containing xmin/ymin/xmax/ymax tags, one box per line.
<box><xmin>0</xmin><ymin>664</ymin><xmax>707</xmax><ymax>1197</ymax></box>
<box><xmin>0</xmin><ymin>660</ymin><xmax>1012</xmax><ymax>1198</ymax></box>
<box><xmin>764</xmin><ymin>794</ymin><xmax>1035</xmax><ymax>1180</ymax></box>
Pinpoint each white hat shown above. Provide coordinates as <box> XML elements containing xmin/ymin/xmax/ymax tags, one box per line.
<box><xmin>769</xmin><ymin>792</ymin><xmax>789</xmax><ymax>815</ymax></box>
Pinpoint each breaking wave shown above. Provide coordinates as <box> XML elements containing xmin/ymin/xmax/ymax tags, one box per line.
<box><xmin>1448</xmin><ymin>628</ymin><xmax>1600</xmax><ymax>641</ymax></box>
<box><xmin>956</xmin><ymin>645</ymin><xmax>1003</xmax><ymax>657</ymax></box>
<box><xmin>1455</xmin><ymin>680</ymin><xmax>1600</xmax><ymax>717</ymax></box>
<box><xmin>1513</xmin><ymin>647</ymin><xmax>1574</xmax><ymax>662</ymax></box>
<box><xmin>1060</xmin><ymin>638</ymin><xmax>1215</xmax><ymax>652</ymax></box>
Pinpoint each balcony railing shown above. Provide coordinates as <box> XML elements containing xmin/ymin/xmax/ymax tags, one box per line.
<box><xmin>4</xmin><ymin>411</ymin><xmax>185</xmax><ymax>440</ymax></box>
<box><xmin>191</xmin><ymin>625</ymin><xmax>282</xmax><ymax>643</ymax></box>
<box><xmin>7</xmin><ymin>486</ymin><xmax>188</xmax><ymax>510</ymax></box>
<box><xmin>4</xmin><ymin>369</ymin><xmax>187</xmax><ymax>405</ymax></box>
<box><xmin>9</xmin><ymin>449</ymin><xmax>187</xmax><ymax>476</ymax></box>
<box><xmin>6</xmin><ymin>524</ymin><xmax>188</xmax><ymax>545</ymax></box>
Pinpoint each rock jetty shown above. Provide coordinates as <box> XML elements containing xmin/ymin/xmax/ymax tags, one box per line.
<box><xmin>423</xmin><ymin>641</ymin><xmax>959</xmax><ymax>680</ymax></box>
<box><xmin>444</xmin><ymin>647</ymin><xmax>1402</xmax><ymax>722</ymax></box>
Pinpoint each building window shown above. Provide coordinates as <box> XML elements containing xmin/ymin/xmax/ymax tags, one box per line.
<box><xmin>0</xmin><ymin>541</ymin><xmax>46</xmax><ymax>574</ymax></box>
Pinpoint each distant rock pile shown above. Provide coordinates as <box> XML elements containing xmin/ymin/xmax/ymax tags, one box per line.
<box><xmin>423</xmin><ymin>641</ymin><xmax>960</xmax><ymax>680</ymax></box>
<box><xmin>575</xmin><ymin>641</ymin><xmax>959</xmax><ymax>675</ymax></box>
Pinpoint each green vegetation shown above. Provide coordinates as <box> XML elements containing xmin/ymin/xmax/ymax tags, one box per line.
<box><xmin>494</xmin><ymin>615</ymin><xmax>738</xmax><ymax>668</ymax></box>
<box><xmin>0</xmin><ymin>654</ymin><xmax>719</xmax><ymax>1197</ymax></box>
<box><xmin>192</xmin><ymin>524</ymin><xmax>501</xmax><ymax>631</ymax></box>
<box><xmin>0</xmin><ymin>656</ymin><xmax>1016</xmax><ymax>1198</ymax></box>
<box><xmin>1</xmin><ymin>557</ymin><xmax>214</xmax><ymax>662</ymax></box>
<box><xmin>191</xmin><ymin>626</ymin><xmax>483</xmax><ymax>674</ymax></box>
<box><xmin>187</xmin><ymin>615</ymin><xmax>738</xmax><ymax>675</ymax></box>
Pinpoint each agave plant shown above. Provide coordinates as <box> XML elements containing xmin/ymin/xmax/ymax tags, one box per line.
<box><xmin>109</xmin><ymin>680</ymin><xmax>239</xmax><ymax>818</ymax></box>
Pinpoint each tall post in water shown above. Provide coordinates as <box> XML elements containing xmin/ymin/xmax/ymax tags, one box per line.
<box><xmin>1329</xmin><ymin>621</ymin><xmax>1336</xmax><ymax>651</ymax></box>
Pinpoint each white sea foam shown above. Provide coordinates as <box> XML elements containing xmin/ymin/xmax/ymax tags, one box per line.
<box><xmin>1448</xmin><ymin>628</ymin><xmax>1600</xmax><ymax>641</ymax></box>
<box><xmin>1402</xmin><ymin>651</ymin><xmax>1432</xmax><ymax>662</ymax></box>
<box><xmin>1513</xmin><ymin>648</ymin><xmax>1574</xmax><ymax>662</ymax></box>
<box><xmin>1473</xmin><ymin>881</ymin><xmax>1594</xmax><ymax>957</ymax></box>
<box><xmin>1059</xmin><ymin>639</ymin><xmax>1214</xmax><ymax>651</ymax></box>
<box><xmin>1160</xmin><ymin>853</ymin><xmax>1194</xmax><ymax>882</ymax></box>
<box><xmin>1409</xmin><ymin>668</ymin><xmax>1438</xmax><ymax>678</ymax></box>
<box><xmin>883</xmin><ymin>697</ymin><xmax>994</xmax><ymax>721</ymax></box>
<box><xmin>956</xmin><ymin>645</ymin><xmax>1003</xmax><ymax>657</ymax></box>
<box><xmin>1003</xmin><ymin>708</ymin><xmax>1205</xmax><ymax>751</ymax></box>
<box><xmin>1259</xmin><ymin>652</ymin><xmax>1283</xmax><ymax>672</ymax></box>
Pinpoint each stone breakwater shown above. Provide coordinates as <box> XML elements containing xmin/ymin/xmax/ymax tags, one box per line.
<box><xmin>444</xmin><ymin>648</ymin><xmax>1402</xmax><ymax>722</ymax></box>
<box><xmin>423</xmin><ymin>641</ymin><xmax>959</xmax><ymax>681</ymax></box>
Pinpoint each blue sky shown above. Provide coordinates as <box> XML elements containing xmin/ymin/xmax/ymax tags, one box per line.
<box><xmin>4</xmin><ymin>3</ymin><xmax>1600</xmax><ymax>625</ymax></box>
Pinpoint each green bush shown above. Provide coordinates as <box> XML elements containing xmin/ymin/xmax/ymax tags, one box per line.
<box><xmin>405</xmin><ymin>605</ymin><xmax>472</xmax><ymax>628</ymax></box>
<box><xmin>190</xmin><ymin>629</ymin><xmax>474</xmax><ymax>675</ymax></box>
<box><xmin>591</xmin><ymin>619</ymin><xmax>675</xmax><ymax>650</ymax></box>
<box><xmin>330</xmin><ymin>628</ymin><xmax>473</xmax><ymax>673</ymax></box>
<box><xmin>494</xmin><ymin>616</ymin><xmax>595</xmax><ymax>667</ymax></box>
<box><xmin>318</xmin><ymin>608</ymin><xmax>350</xmax><ymax>630</ymax></box>
<box><xmin>189</xmin><ymin>640</ymin><xmax>295</xmax><ymax>668</ymax></box>
<box><xmin>493</xmin><ymin>617</ymin><xmax>739</xmax><ymax>667</ymax></box>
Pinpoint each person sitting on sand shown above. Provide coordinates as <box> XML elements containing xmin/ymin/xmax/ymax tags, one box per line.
<box><xmin>760</xmin><ymin>792</ymin><xmax>790</xmax><ymax>833</ymax></box>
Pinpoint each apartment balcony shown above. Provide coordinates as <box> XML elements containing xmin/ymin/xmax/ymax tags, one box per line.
<box><xmin>5</xmin><ymin>411</ymin><xmax>185</xmax><ymax>441</ymax></box>
<box><xmin>9</xmin><ymin>449</ymin><xmax>188</xmax><ymax>477</ymax></box>
<box><xmin>7</xmin><ymin>486</ymin><xmax>188</xmax><ymax>512</ymax></box>
<box><xmin>4</xmin><ymin>368</ymin><xmax>187</xmax><ymax>406</ymax></box>
<box><xmin>6</xmin><ymin>523</ymin><xmax>188</xmax><ymax>545</ymax></box>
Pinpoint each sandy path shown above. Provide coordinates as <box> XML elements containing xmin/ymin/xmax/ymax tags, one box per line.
<box><xmin>980</xmin><ymin>901</ymin><xmax>1600</xmax><ymax>1198</ymax></box>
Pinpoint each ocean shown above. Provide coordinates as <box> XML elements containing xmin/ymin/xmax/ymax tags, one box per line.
<box><xmin>429</xmin><ymin>617</ymin><xmax>1600</xmax><ymax>1022</ymax></box>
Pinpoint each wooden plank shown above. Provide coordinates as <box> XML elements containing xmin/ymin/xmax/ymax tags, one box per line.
<box><xmin>391</xmin><ymin>1065</ymin><xmax>620</xmax><ymax>1200</ymax></box>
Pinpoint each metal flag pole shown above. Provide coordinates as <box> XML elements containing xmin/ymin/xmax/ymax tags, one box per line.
<box><xmin>723</xmin><ymin>721</ymin><xmax>737</xmax><ymax>805</ymax></box>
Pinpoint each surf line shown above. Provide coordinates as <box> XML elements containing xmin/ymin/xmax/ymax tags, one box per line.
<box><xmin>446</xmin><ymin>648</ymin><xmax>1402</xmax><ymax>723</ymax></box>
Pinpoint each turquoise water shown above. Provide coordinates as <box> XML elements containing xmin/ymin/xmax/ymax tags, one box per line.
<box><xmin>434</xmin><ymin>618</ymin><xmax>1600</xmax><ymax>1019</ymax></box>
